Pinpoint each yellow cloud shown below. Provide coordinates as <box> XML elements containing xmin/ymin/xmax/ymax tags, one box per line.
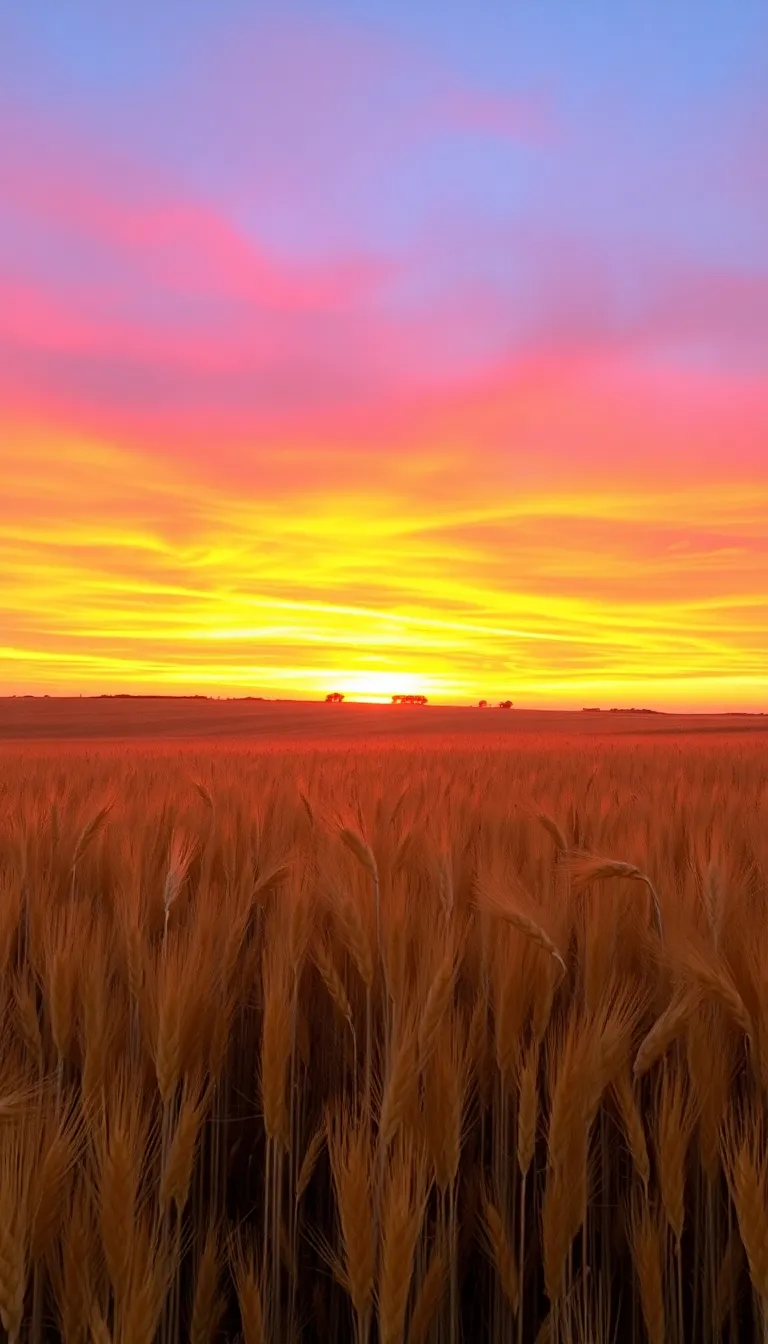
<box><xmin>2</xmin><ymin>419</ymin><xmax>766</xmax><ymax>708</ymax></box>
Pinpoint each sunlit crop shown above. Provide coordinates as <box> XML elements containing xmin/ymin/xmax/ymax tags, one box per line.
<box><xmin>0</xmin><ymin>733</ymin><xmax>766</xmax><ymax>1342</ymax></box>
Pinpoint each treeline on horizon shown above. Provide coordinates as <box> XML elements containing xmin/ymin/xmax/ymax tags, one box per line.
<box><xmin>5</xmin><ymin>694</ymin><xmax>765</xmax><ymax>715</ymax></box>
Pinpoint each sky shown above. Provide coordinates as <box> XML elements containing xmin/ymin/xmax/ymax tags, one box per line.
<box><xmin>1</xmin><ymin>2</ymin><xmax>767</xmax><ymax>708</ymax></box>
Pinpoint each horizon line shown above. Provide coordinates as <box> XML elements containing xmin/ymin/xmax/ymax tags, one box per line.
<box><xmin>1</xmin><ymin>693</ymin><xmax>765</xmax><ymax>716</ymax></box>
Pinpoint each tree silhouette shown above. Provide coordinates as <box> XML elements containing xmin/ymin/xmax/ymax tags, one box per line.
<box><xmin>325</xmin><ymin>692</ymin><xmax>344</xmax><ymax>703</ymax></box>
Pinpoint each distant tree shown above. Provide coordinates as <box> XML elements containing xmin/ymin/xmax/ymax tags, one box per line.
<box><xmin>499</xmin><ymin>700</ymin><xmax>513</xmax><ymax>709</ymax></box>
<box><xmin>391</xmin><ymin>694</ymin><xmax>428</xmax><ymax>705</ymax></box>
<box><xmin>325</xmin><ymin>692</ymin><xmax>345</xmax><ymax>703</ymax></box>
<box><xmin>478</xmin><ymin>699</ymin><xmax>488</xmax><ymax>708</ymax></box>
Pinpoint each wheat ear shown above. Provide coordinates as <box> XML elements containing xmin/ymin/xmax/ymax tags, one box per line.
<box><xmin>629</xmin><ymin>1192</ymin><xmax>666</xmax><ymax>1344</ymax></box>
<box><xmin>408</xmin><ymin>1247</ymin><xmax>448</xmax><ymax>1344</ymax></box>
<box><xmin>190</xmin><ymin>1226</ymin><xmax>224</xmax><ymax>1344</ymax></box>
<box><xmin>483</xmin><ymin>1196</ymin><xmax>519</xmax><ymax>1315</ymax></box>
<box><xmin>474</xmin><ymin>877</ymin><xmax>566</xmax><ymax>978</ymax></box>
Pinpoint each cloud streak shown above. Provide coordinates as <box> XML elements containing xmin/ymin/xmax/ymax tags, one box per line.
<box><xmin>2</xmin><ymin>421</ymin><xmax>766</xmax><ymax>707</ymax></box>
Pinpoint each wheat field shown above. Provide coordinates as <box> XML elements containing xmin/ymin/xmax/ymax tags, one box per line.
<box><xmin>0</xmin><ymin>735</ymin><xmax>766</xmax><ymax>1343</ymax></box>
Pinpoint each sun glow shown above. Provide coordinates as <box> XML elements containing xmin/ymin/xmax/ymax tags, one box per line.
<box><xmin>328</xmin><ymin>671</ymin><xmax>450</xmax><ymax>704</ymax></box>
<box><xmin>1</xmin><ymin>418</ymin><xmax>766</xmax><ymax>709</ymax></box>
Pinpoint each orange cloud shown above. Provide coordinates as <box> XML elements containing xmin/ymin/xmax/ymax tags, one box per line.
<box><xmin>2</xmin><ymin>410</ymin><xmax>765</xmax><ymax>708</ymax></box>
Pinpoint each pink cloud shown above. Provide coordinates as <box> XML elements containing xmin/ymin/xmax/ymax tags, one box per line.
<box><xmin>426</xmin><ymin>88</ymin><xmax>555</xmax><ymax>143</ymax></box>
<box><xmin>3</xmin><ymin>324</ymin><xmax>766</xmax><ymax>518</ymax></box>
<box><xmin>0</xmin><ymin>106</ymin><xmax>395</xmax><ymax>314</ymax></box>
<box><xmin>2</xmin><ymin>82</ymin><xmax>766</xmax><ymax>505</ymax></box>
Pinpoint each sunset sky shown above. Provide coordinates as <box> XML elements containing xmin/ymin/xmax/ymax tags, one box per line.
<box><xmin>2</xmin><ymin>3</ymin><xmax>767</xmax><ymax>707</ymax></box>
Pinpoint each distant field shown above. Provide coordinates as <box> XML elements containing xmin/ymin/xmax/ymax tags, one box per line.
<box><xmin>1</xmin><ymin>695</ymin><xmax>765</xmax><ymax>742</ymax></box>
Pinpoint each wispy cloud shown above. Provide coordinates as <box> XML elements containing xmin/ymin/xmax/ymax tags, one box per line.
<box><xmin>2</xmin><ymin>421</ymin><xmax>766</xmax><ymax>706</ymax></box>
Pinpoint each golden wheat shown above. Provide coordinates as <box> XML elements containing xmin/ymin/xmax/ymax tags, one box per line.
<box><xmin>0</xmin><ymin>734</ymin><xmax>764</xmax><ymax>1341</ymax></box>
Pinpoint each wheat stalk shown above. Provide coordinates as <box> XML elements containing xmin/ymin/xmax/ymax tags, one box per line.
<box><xmin>162</xmin><ymin>830</ymin><xmax>197</xmax><ymax>946</ymax></box>
<box><xmin>561</xmin><ymin>850</ymin><xmax>664</xmax><ymax>937</ymax></box>
<box><xmin>634</xmin><ymin>992</ymin><xmax>693</xmax><ymax>1078</ymax></box>
<box><xmin>721</xmin><ymin>1109</ymin><xmax>768</xmax><ymax>1313</ymax></box>
<box><xmin>474</xmin><ymin>875</ymin><xmax>567</xmax><ymax>978</ymax></box>
<box><xmin>536</xmin><ymin>814</ymin><xmax>569</xmax><ymax>853</ymax></box>
<box><xmin>71</xmin><ymin>802</ymin><xmax>113</xmax><ymax>895</ymax></box>
<box><xmin>231</xmin><ymin>1233</ymin><xmax>266</xmax><ymax>1344</ymax></box>
<box><xmin>296</xmin><ymin>1125</ymin><xmax>326</xmax><ymax>1204</ymax></box>
<box><xmin>377</xmin><ymin>1138</ymin><xmax>430</xmax><ymax>1344</ymax></box>
<box><xmin>190</xmin><ymin>1226</ymin><xmax>224</xmax><ymax>1344</ymax></box>
<box><xmin>417</xmin><ymin>946</ymin><xmax>457</xmax><ymax>1065</ymax></box>
<box><xmin>482</xmin><ymin>1195</ymin><xmax>519</xmax><ymax>1315</ymax></box>
<box><xmin>629</xmin><ymin>1192</ymin><xmax>666</xmax><ymax>1344</ymax></box>
<box><xmin>327</xmin><ymin>1107</ymin><xmax>375</xmax><ymax>1343</ymax></box>
<box><xmin>408</xmin><ymin>1246</ymin><xmax>448</xmax><ymax>1344</ymax></box>
<box><xmin>159</xmin><ymin>1076</ymin><xmax>209</xmax><ymax>1217</ymax></box>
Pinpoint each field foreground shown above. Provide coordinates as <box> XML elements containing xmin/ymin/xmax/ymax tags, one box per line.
<box><xmin>0</xmin><ymin>735</ymin><xmax>767</xmax><ymax>1342</ymax></box>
